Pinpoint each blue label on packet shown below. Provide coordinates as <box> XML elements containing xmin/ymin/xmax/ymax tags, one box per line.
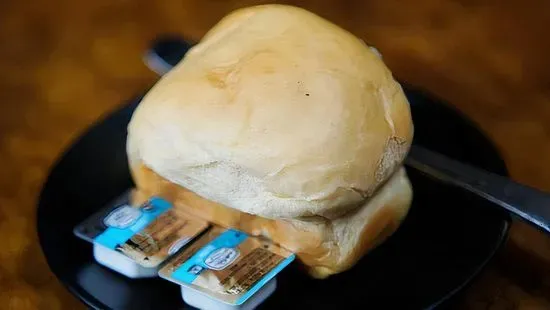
<box><xmin>93</xmin><ymin>197</ymin><xmax>172</xmax><ymax>250</ymax></box>
<box><xmin>171</xmin><ymin>229</ymin><xmax>248</xmax><ymax>283</ymax></box>
<box><xmin>163</xmin><ymin>227</ymin><xmax>295</xmax><ymax>305</ymax></box>
<box><xmin>73</xmin><ymin>192</ymin><xmax>210</xmax><ymax>268</ymax></box>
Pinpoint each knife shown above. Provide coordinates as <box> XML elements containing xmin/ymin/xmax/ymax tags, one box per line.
<box><xmin>145</xmin><ymin>37</ymin><xmax>550</xmax><ymax>235</ymax></box>
<box><xmin>407</xmin><ymin>145</ymin><xmax>550</xmax><ymax>234</ymax></box>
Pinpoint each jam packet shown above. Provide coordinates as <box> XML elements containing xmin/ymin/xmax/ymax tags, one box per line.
<box><xmin>159</xmin><ymin>226</ymin><xmax>295</xmax><ymax>306</ymax></box>
<box><xmin>73</xmin><ymin>191</ymin><xmax>209</xmax><ymax>268</ymax></box>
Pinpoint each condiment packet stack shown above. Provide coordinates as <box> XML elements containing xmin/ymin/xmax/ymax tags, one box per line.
<box><xmin>73</xmin><ymin>191</ymin><xmax>296</xmax><ymax>309</ymax></box>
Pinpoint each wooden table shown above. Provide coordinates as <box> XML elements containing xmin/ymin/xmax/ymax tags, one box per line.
<box><xmin>1</xmin><ymin>1</ymin><xmax>549</xmax><ymax>309</ymax></box>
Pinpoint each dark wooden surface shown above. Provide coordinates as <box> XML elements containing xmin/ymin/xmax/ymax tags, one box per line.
<box><xmin>1</xmin><ymin>0</ymin><xmax>550</xmax><ymax>309</ymax></box>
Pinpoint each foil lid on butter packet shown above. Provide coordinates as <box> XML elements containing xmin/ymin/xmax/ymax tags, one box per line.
<box><xmin>159</xmin><ymin>226</ymin><xmax>296</xmax><ymax>306</ymax></box>
<box><xmin>73</xmin><ymin>191</ymin><xmax>209</xmax><ymax>268</ymax></box>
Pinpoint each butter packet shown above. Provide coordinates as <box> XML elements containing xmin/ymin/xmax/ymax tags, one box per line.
<box><xmin>159</xmin><ymin>226</ymin><xmax>295</xmax><ymax>306</ymax></box>
<box><xmin>73</xmin><ymin>191</ymin><xmax>209</xmax><ymax>268</ymax></box>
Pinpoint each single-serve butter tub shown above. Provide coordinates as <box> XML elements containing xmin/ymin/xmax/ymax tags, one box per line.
<box><xmin>93</xmin><ymin>243</ymin><xmax>159</xmax><ymax>278</ymax></box>
<box><xmin>181</xmin><ymin>277</ymin><xmax>277</xmax><ymax>310</ymax></box>
<box><xmin>159</xmin><ymin>227</ymin><xmax>295</xmax><ymax>310</ymax></box>
<box><xmin>73</xmin><ymin>192</ymin><xmax>209</xmax><ymax>278</ymax></box>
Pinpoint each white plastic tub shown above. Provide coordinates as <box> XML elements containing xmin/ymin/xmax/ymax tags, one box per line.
<box><xmin>180</xmin><ymin>277</ymin><xmax>277</xmax><ymax>310</ymax></box>
<box><xmin>93</xmin><ymin>243</ymin><xmax>158</xmax><ymax>278</ymax></box>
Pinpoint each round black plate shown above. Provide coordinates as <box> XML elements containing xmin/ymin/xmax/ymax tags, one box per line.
<box><xmin>37</xmin><ymin>86</ymin><xmax>510</xmax><ymax>309</ymax></box>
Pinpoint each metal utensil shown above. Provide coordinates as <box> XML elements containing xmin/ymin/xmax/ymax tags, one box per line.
<box><xmin>145</xmin><ymin>37</ymin><xmax>550</xmax><ymax>235</ymax></box>
<box><xmin>407</xmin><ymin>145</ymin><xmax>550</xmax><ymax>234</ymax></box>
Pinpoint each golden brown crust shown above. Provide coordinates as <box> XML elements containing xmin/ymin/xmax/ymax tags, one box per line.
<box><xmin>130</xmin><ymin>161</ymin><xmax>412</xmax><ymax>278</ymax></box>
<box><xmin>126</xmin><ymin>4</ymin><xmax>414</xmax><ymax>278</ymax></box>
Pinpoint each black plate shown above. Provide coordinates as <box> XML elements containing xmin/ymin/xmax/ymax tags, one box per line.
<box><xmin>37</xmin><ymin>86</ymin><xmax>510</xmax><ymax>309</ymax></box>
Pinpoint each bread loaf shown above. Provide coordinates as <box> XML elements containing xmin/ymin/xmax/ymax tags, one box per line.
<box><xmin>127</xmin><ymin>4</ymin><xmax>414</xmax><ymax>278</ymax></box>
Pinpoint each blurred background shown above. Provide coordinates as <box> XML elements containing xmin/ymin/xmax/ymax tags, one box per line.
<box><xmin>1</xmin><ymin>0</ymin><xmax>550</xmax><ymax>309</ymax></box>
